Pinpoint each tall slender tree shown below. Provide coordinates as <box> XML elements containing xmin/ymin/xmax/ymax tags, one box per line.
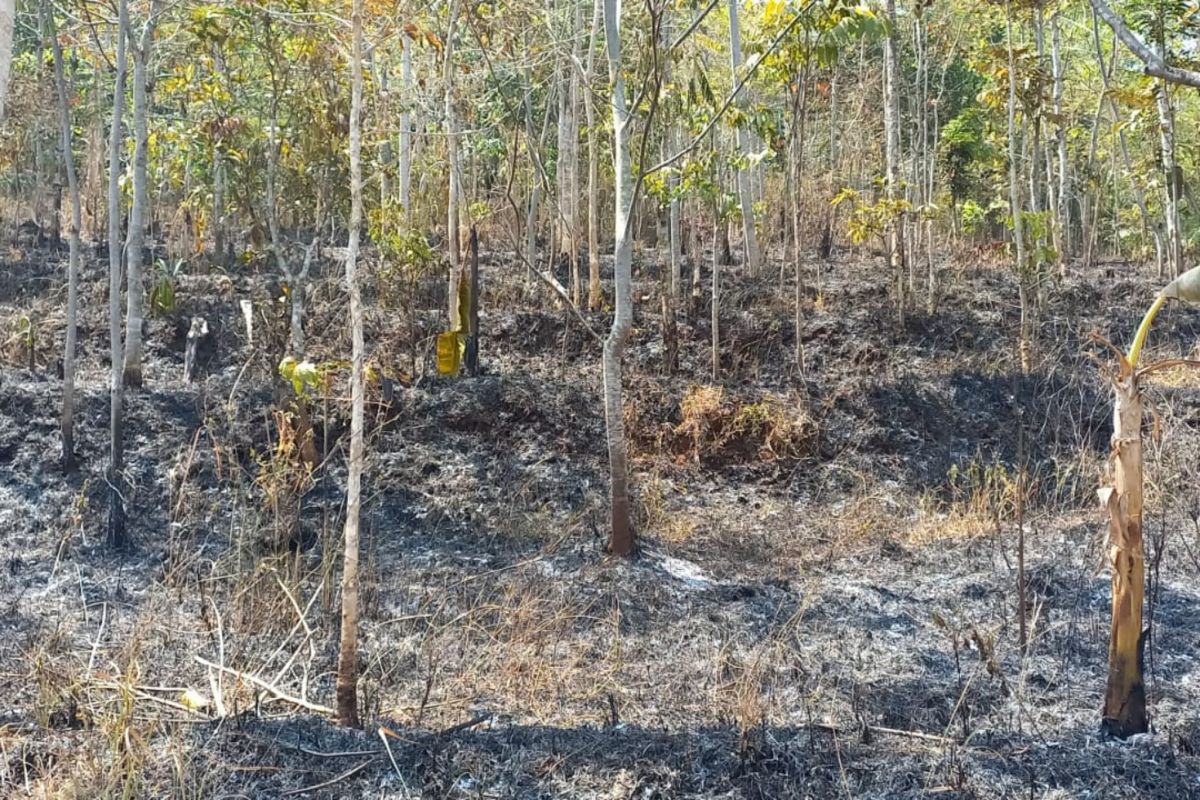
<box><xmin>445</xmin><ymin>0</ymin><xmax>464</xmax><ymax>330</ymax></box>
<box><xmin>0</xmin><ymin>0</ymin><xmax>13</xmax><ymax>123</ymax></box>
<box><xmin>400</xmin><ymin>31</ymin><xmax>413</xmax><ymax>220</ymax></box>
<box><xmin>336</xmin><ymin>0</ymin><xmax>366</xmax><ymax>729</ymax></box>
<box><xmin>602</xmin><ymin>0</ymin><xmax>634</xmax><ymax>556</ymax></box>
<box><xmin>107</xmin><ymin>0</ymin><xmax>130</xmax><ymax>547</ymax></box>
<box><xmin>585</xmin><ymin>0</ymin><xmax>603</xmax><ymax>310</ymax></box>
<box><xmin>1006</xmin><ymin>1</ymin><xmax>1030</xmax><ymax>371</ymax></box>
<box><xmin>122</xmin><ymin>2</ymin><xmax>162</xmax><ymax>387</ymax></box>
<box><xmin>727</xmin><ymin>0</ymin><xmax>760</xmax><ymax>273</ymax></box>
<box><xmin>883</xmin><ymin>0</ymin><xmax>906</xmax><ymax>317</ymax></box>
<box><xmin>49</xmin><ymin>5</ymin><xmax>81</xmax><ymax>473</ymax></box>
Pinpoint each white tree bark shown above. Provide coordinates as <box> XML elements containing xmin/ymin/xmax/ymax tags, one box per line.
<box><xmin>884</xmin><ymin>0</ymin><xmax>905</xmax><ymax>317</ymax></box>
<box><xmin>602</xmin><ymin>0</ymin><xmax>634</xmax><ymax>555</ymax></box>
<box><xmin>400</xmin><ymin>33</ymin><xmax>413</xmax><ymax>220</ymax></box>
<box><xmin>211</xmin><ymin>45</ymin><xmax>226</xmax><ymax>263</ymax></box>
<box><xmin>107</xmin><ymin>0</ymin><xmax>130</xmax><ymax>547</ymax></box>
<box><xmin>49</xmin><ymin>5</ymin><xmax>80</xmax><ymax>471</ymax></box>
<box><xmin>1051</xmin><ymin>11</ymin><xmax>1069</xmax><ymax>261</ymax></box>
<box><xmin>336</xmin><ymin>0</ymin><xmax>366</xmax><ymax>730</ymax></box>
<box><xmin>726</xmin><ymin>0</ymin><xmax>760</xmax><ymax>273</ymax></box>
<box><xmin>585</xmin><ymin>0</ymin><xmax>602</xmax><ymax>310</ymax></box>
<box><xmin>1092</xmin><ymin>13</ymin><xmax>1162</xmax><ymax>273</ymax></box>
<box><xmin>445</xmin><ymin>0</ymin><xmax>463</xmax><ymax>329</ymax></box>
<box><xmin>711</xmin><ymin>212</ymin><xmax>720</xmax><ymax>380</ymax></box>
<box><xmin>1006</xmin><ymin>1</ymin><xmax>1030</xmax><ymax>365</ymax></box>
<box><xmin>1156</xmin><ymin>80</ymin><xmax>1181</xmax><ymax>278</ymax></box>
<box><xmin>0</xmin><ymin>0</ymin><xmax>13</xmax><ymax>124</ymax></box>
<box><xmin>1089</xmin><ymin>0</ymin><xmax>1200</xmax><ymax>88</ymax></box>
<box><xmin>122</xmin><ymin>5</ymin><xmax>162</xmax><ymax>387</ymax></box>
<box><xmin>662</xmin><ymin>12</ymin><xmax>680</xmax><ymax>303</ymax></box>
<box><xmin>566</xmin><ymin>0</ymin><xmax>583</xmax><ymax>305</ymax></box>
<box><xmin>524</xmin><ymin>56</ymin><xmax>544</xmax><ymax>287</ymax></box>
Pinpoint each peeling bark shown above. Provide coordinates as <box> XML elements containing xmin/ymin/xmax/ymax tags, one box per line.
<box><xmin>1100</xmin><ymin>372</ymin><xmax>1148</xmax><ymax>737</ymax></box>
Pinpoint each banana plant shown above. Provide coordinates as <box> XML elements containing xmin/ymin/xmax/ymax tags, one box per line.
<box><xmin>1099</xmin><ymin>264</ymin><xmax>1200</xmax><ymax>737</ymax></box>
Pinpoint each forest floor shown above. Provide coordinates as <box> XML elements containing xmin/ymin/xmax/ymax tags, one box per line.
<box><xmin>5</xmin><ymin>237</ymin><xmax>1200</xmax><ymax>799</ymax></box>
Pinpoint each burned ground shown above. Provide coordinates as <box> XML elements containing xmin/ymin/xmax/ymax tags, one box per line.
<box><xmin>4</xmin><ymin>244</ymin><xmax>1200</xmax><ymax>798</ymax></box>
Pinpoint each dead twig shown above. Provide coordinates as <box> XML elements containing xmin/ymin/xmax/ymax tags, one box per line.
<box><xmin>440</xmin><ymin>713</ymin><xmax>491</xmax><ymax>736</ymax></box>
<box><xmin>279</xmin><ymin>759</ymin><xmax>372</xmax><ymax>796</ymax></box>
<box><xmin>194</xmin><ymin>656</ymin><xmax>334</xmax><ymax>715</ymax></box>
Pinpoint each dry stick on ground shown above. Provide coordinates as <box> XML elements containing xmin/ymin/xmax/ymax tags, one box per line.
<box><xmin>194</xmin><ymin>656</ymin><xmax>334</xmax><ymax>715</ymax></box>
<box><xmin>378</xmin><ymin>727</ymin><xmax>408</xmax><ymax>787</ymax></box>
<box><xmin>279</xmin><ymin>759</ymin><xmax>372</xmax><ymax>797</ymax></box>
<box><xmin>202</xmin><ymin>595</ymin><xmax>228</xmax><ymax>718</ymax></box>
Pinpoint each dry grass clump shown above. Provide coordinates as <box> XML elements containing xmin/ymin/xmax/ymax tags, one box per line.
<box><xmin>629</xmin><ymin>384</ymin><xmax>817</xmax><ymax>467</ymax></box>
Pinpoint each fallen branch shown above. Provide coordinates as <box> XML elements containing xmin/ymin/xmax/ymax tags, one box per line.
<box><xmin>812</xmin><ymin>721</ymin><xmax>956</xmax><ymax>746</ymax></box>
<box><xmin>280</xmin><ymin>759</ymin><xmax>372</xmax><ymax>796</ymax></box>
<box><xmin>440</xmin><ymin>713</ymin><xmax>491</xmax><ymax>736</ymax></box>
<box><xmin>194</xmin><ymin>656</ymin><xmax>334</xmax><ymax>715</ymax></box>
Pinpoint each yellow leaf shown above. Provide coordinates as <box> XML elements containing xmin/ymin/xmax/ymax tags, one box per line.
<box><xmin>437</xmin><ymin>331</ymin><xmax>461</xmax><ymax>375</ymax></box>
<box><xmin>179</xmin><ymin>688</ymin><xmax>210</xmax><ymax>711</ymax></box>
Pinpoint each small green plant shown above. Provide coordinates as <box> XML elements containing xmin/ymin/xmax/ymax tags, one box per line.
<box><xmin>150</xmin><ymin>257</ymin><xmax>186</xmax><ymax>314</ymax></box>
<box><xmin>278</xmin><ymin>356</ymin><xmax>322</xmax><ymax>399</ymax></box>
<box><xmin>1016</xmin><ymin>209</ymin><xmax>1056</xmax><ymax>268</ymax></box>
<box><xmin>960</xmin><ymin>199</ymin><xmax>987</xmax><ymax>235</ymax></box>
<box><xmin>831</xmin><ymin>186</ymin><xmax>911</xmax><ymax>247</ymax></box>
<box><xmin>5</xmin><ymin>313</ymin><xmax>34</xmax><ymax>367</ymax></box>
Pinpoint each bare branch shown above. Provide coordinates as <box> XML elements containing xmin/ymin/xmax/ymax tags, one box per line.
<box><xmin>1089</xmin><ymin>0</ymin><xmax>1200</xmax><ymax>89</ymax></box>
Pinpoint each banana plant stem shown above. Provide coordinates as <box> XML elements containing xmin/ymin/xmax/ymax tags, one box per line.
<box><xmin>1128</xmin><ymin>294</ymin><xmax>1167</xmax><ymax>370</ymax></box>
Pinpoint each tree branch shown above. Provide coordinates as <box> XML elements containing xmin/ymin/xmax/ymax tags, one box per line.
<box><xmin>1089</xmin><ymin>0</ymin><xmax>1200</xmax><ymax>89</ymax></box>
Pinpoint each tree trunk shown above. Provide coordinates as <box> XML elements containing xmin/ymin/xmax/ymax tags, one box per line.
<box><xmin>336</xmin><ymin>0</ymin><xmax>366</xmax><ymax>730</ymax></box>
<box><xmin>213</xmin><ymin>143</ymin><xmax>226</xmax><ymax>262</ymax></box>
<box><xmin>445</xmin><ymin>0</ymin><xmax>463</xmax><ymax>329</ymax></box>
<box><xmin>373</xmin><ymin>54</ymin><xmax>394</xmax><ymax>209</ymax></box>
<box><xmin>86</xmin><ymin>69</ymin><xmax>105</xmax><ymax>239</ymax></box>
<box><xmin>107</xmin><ymin>0</ymin><xmax>130</xmax><ymax>548</ymax></box>
<box><xmin>1006</xmin><ymin>2</ymin><xmax>1030</xmax><ymax>370</ymax></box>
<box><xmin>211</xmin><ymin>45</ymin><xmax>227</xmax><ymax>263</ymax></box>
<box><xmin>49</xmin><ymin>6</ymin><xmax>80</xmax><ymax>473</ymax></box>
<box><xmin>289</xmin><ymin>240</ymin><xmax>317</xmax><ymax>357</ymax></box>
<box><xmin>884</xmin><ymin>0</ymin><xmax>906</xmax><ymax>319</ymax></box>
<box><xmin>789</xmin><ymin>56</ymin><xmax>807</xmax><ymax>370</ymax></box>
<box><xmin>1092</xmin><ymin>13</ymin><xmax>1162</xmax><ymax>274</ymax></box>
<box><xmin>662</xmin><ymin>12</ymin><xmax>680</xmax><ymax>303</ymax></box>
<box><xmin>690</xmin><ymin>200</ymin><xmax>702</xmax><ymax>317</ymax></box>
<box><xmin>711</xmin><ymin>211</ymin><xmax>720</xmax><ymax>381</ymax></box>
<box><xmin>602</xmin><ymin>0</ymin><xmax>634</xmax><ymax>556</ymax></box>
<box><xmin>400</xmin><ymin>33</ymin><xmax>413</xmax><ymax>219</ymax></box>
<box><xmin>0</xmin><ymin>0</ymin><xmax>13</xmax><ymax>123</ymax></box>
<box><xmin>564</xmin><ymin>2</ymin><xmax>582</xmax><ymax>306</ymax></box>
<box><xmin>524</xmin><ymin>58</ymin><xmax>542</xmax><ymax>289</ymax></box>
<box><xmin>1155</xmin><ymin>80</ymin><xmax>1181</xmax><ymax>278</ymax></box>
<box><xmin>1033</xmin><ymin>4</ymin><xmax>1060</xmax><ymax>276</ymax></box>
<box><xmin>1101</xmin><ymin>371</ymin><xmax>1148</xmax><ymax>737</ymax></box>
<box><xmin>33</xmin><ymin>12</ymin><xmax>46</xmax><ymax>238</ymax></box>
<box><xmin>264</xmin><ymin>98</ymin><xmax>311</xmax><ymax>357</ymax></box>
<box><xmin>122</xmin><ymin>7</ymin><xmax>160</xmax><ymax>388</ymax></box>
<box><xmin>726</xmin><ymin>0</ymin><xmax>760</xmax><ymax>273</ymax></box>
<box><xmin>1051</xmin><ymin>11</ymin><xmax>1070</xmax><ymax>263</ymax></box>
<box><xmin>585</xmin><ymin>0</ymin><xmax>602</xmax><ymax>310</ymax></box>
<box><xmin>466</xmin><ymin>226</ymin><xmax>480</xmax><ymax>375</ymax></box>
